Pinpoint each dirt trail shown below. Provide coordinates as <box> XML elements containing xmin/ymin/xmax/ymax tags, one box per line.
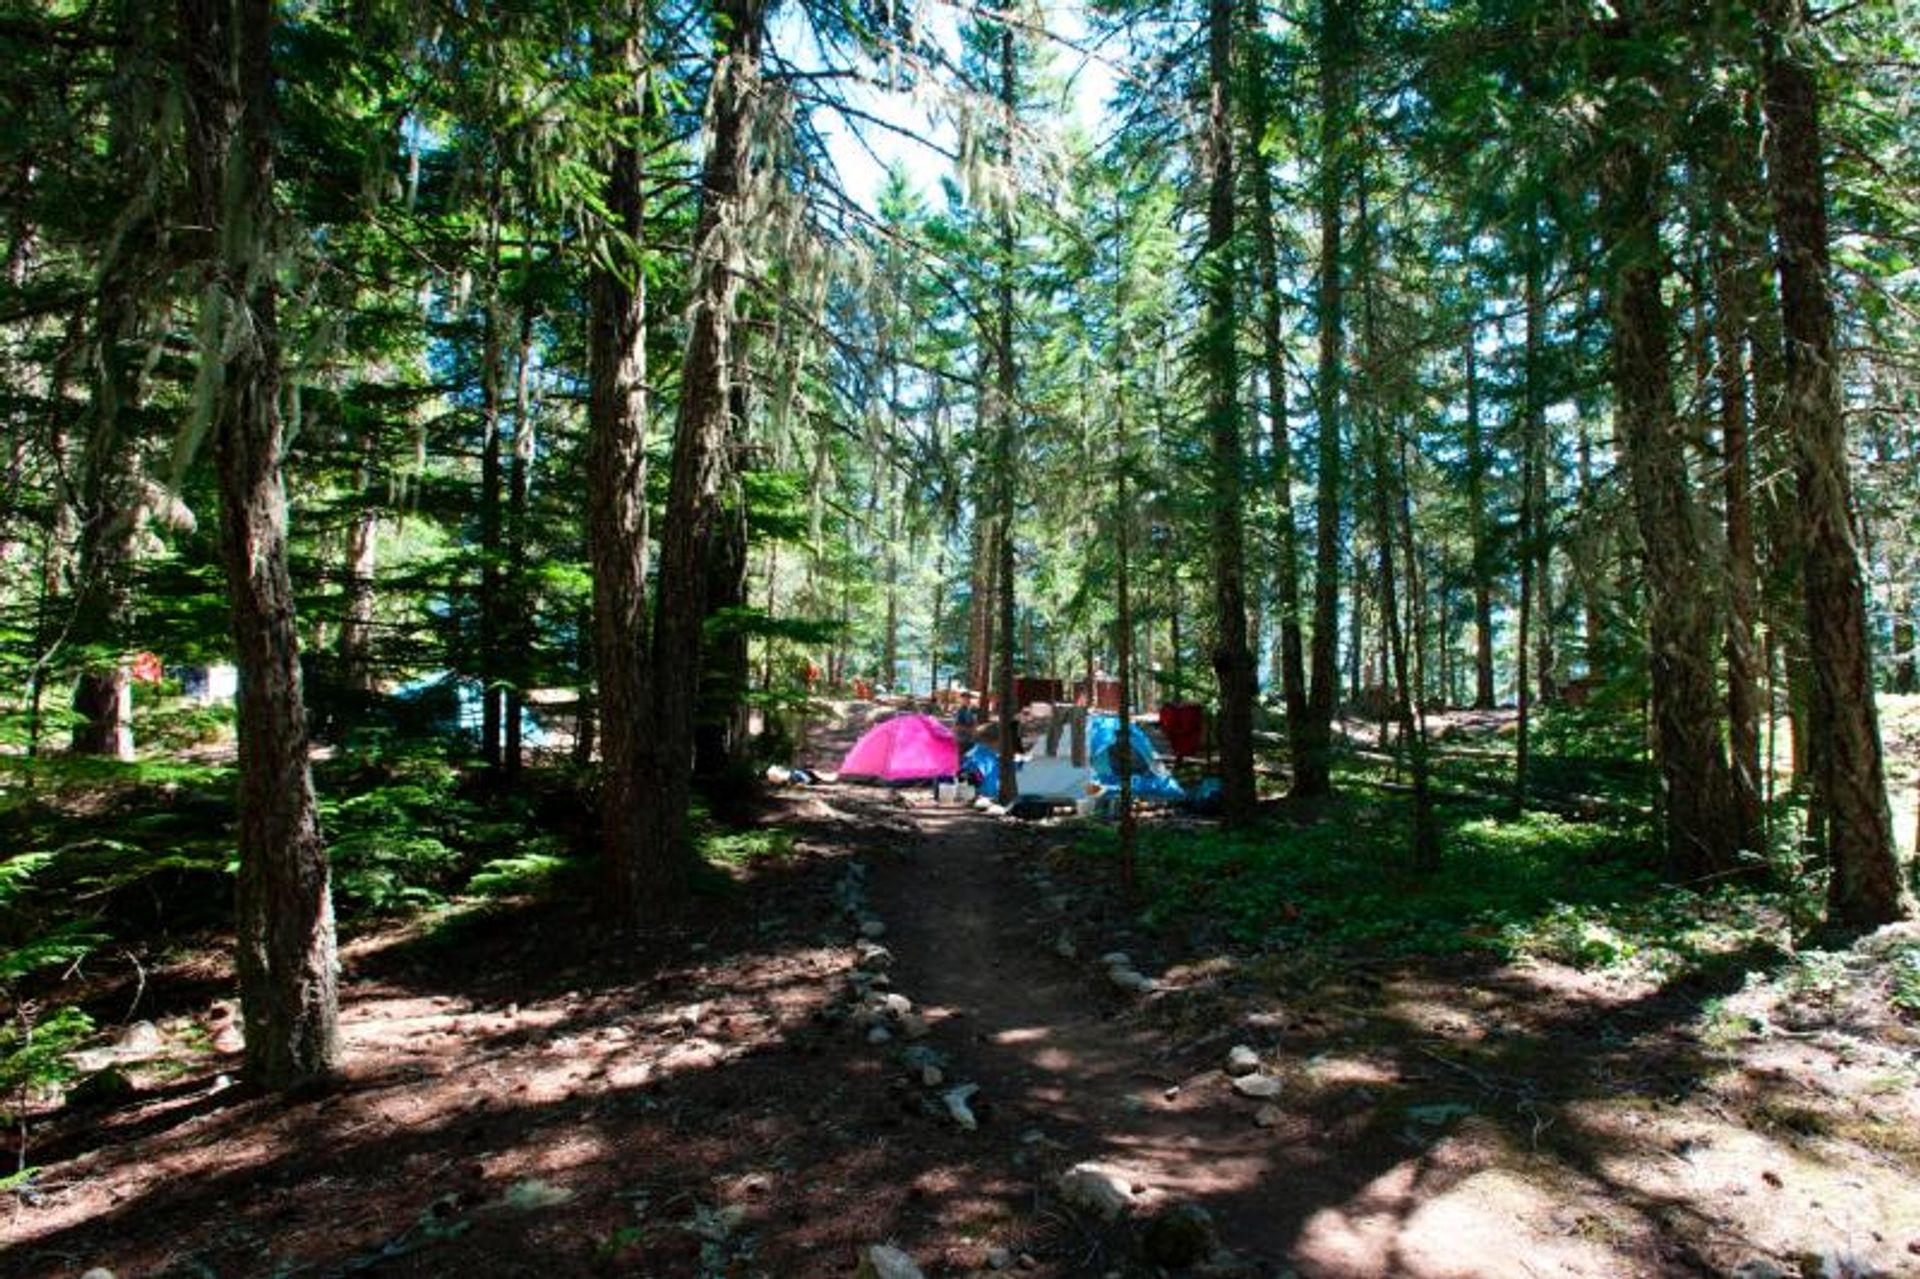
<box><xmin>861</xmin><ymin>793</ymin><xmax>1920</xmax><ymax>1279</ymax></box>
<box><xmin>856</xmin><ymin>794</ymin><xmax>1436</xmax><ymax>1278</ymax></box>
<box><xmin>868</xmin><ymin>802</ymin><xmax>1281</xmax><ymax>1247</ymax></box>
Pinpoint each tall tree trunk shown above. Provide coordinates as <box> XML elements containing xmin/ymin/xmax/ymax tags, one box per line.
<box><xmin>1525</xmin><ymin>220</ymin><xmax>1556</xmax><ymax>710</ymax></box>
<box><xmin>1464</xmin><ymin>325</ymin><xmax>1496</xmax><ymax>710</ymax></box>
<box><xmin>1515</xmin><ymin>201</ymin><xmax>1547</xmax><ymax>804</ymax></box>
<box><xmin>179</xmin><ymin>0</ymin><xmax>337</xmax><ymax>1090</ymax></box>
<box><xmin>1714</xmin><ymin>149</ymin><xmax>1765</xmax><ymax>854</ymax></box>
<box><xmin>1760</xmin><ymin>0</ymin><xmax>1910</xmax><ymax>924</ymax></box>
<box><xmin>1749</xmin><ymin>265</ymin><xmax>1813</xmax><ymax>787</ymax></box>
<box><xmin>72</xmin><ymin>13</ymin><xmax>160</xmax><ymax>761</ymax></box>
<box><xmin>967</xmin><ymin>512</ymin><xmax>995</xmax><ymax>696</ymax></box>
<box><xmin>883</xmin><ymin>467</ymin><xmax>900</xmax><ymax>687</ymax></box>
<box><xmin>1576</xmin><ymin>416</ymin><xmax>1607</xmax><ymax>675</ymax></box>
<box><xmin>992</xmin><ymin>19</ymin><xmax>1020</xmax><ymax>805</ymax></box>
<box><xmin>26</xmin><ymin>316</ymin><xmax>85</xmax><ymax>757</ymax></box>
<box><xmin>642</xmin><ymin>0</ymin><xmax>766</xmax><ymax>891</ymax></box>
<box><xmin>587</xmin><ymin>4</ymin><xmax>654</xmax><ymax>921</ymax></box>
<box><xmin>1297</xmin><ymin>0</ymin><xmax>1349</xmax><ymax>799</ymax></box>
<box><xmin>1893</xmin><ymin>592</ymin><xmax>1917</xmax><ymax>695</ymax></box>
<box><xmin>1515</xmin><ymin>421</ymin><xmax>1534</xmax><ymax>807</ymax></box>
<box><xmin>1116</xmin><ymin>463</ymin><xmax>1138</xmax><ymax>896</ymax></box>
<box><xmin>1601</xmin><ymin>135</ymin><xmax>1740</xmax><ymax>880</ymax></box>
<box><xmin>338</xmin><ymin>432</ymin><xmax>379</xmax><ymax>694</ymax></box>
<box><xmin>1349</xmin><ymin>557</ymin><xmax>1366</xmax><ymax>705</ymax></box>
<box><xmin>1358</xmin><ymin>180</ymin><xmax>1437</xmax><ymax>866</ymax></box>
<box><xmin>1204</xmin><ymin>0</ymin><xmax>1256</xmax><ymax>823</ymax></box>
<box><xmin>504</xmin><ymin>289</ymin><xmax>537</xmax><ymax>779</ymax></box>
<box><xmin>477</xmin><ymin>169</ymin><xmax>505</xmax><ymax>772</ymax></box>
<box><xmin>695</xmin><ymin>375</ymin><xmax>752</xmax><ymax>782</ymax></box>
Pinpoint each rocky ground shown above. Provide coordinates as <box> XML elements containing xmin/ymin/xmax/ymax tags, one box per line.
<box><xmin>6</xmin><ymin>707</ymin><xmax>1918</xmax><ymax>1279</ymax></box>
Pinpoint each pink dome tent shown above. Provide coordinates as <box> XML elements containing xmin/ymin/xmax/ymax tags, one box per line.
<box><xmin>838</xmin><ymin>713</ymin><xmax>959</xmax><ymax>783</ymax></box>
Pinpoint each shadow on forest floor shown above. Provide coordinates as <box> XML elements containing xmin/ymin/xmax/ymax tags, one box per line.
<box><xmin>5</xmin><ymin>755</ymin><xmax>1919</xmax><ymax>1279</ymax></box>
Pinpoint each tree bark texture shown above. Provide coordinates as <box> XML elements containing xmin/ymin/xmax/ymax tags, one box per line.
<box><xmin>1205</xmin><ymin>0</ymin><xmax>1256</xmax><ymax>824</ymax></box>
<box><xmin>71</xmin><ymin>12</ymin><xmax>162</xmax><ymax>760</ymax></box>
<box><xmin>694</xmin><ymin>376</ymin><xmax>752</xmax><ymax>783</ymax></box>
<box><xmin>1712</xmin><ymin>153</ymin><xmax>1765</xmax><ymax>854</ymax></box>
<box><xmin>478</xmin><ymin>172</ymin><xmax>505</xmax><ymax>771</ymax></box>
<box><xmin>641</xmin><ymin>0</ymin><xmax>768</xmax><ymax>894</ymax></box>
<box><xmin>586</xmin><ymin>4</ymin><xmax>655</xmax><ymax>923</ymax></box>
<box><xmin>1464</xmin><ymin>327</ymin><xmax>1496</xmax><ymax>710</ymax></box>
<box><xmin>1600</xmin><ymin>137</ymin><xmax>1740</xmax><ymax>880</ymax></box>
<box><xmin>179</xmin><ymin>0</ymin><xmax>338</xmax><ymax>1090</ymax></box>
<box><xmin>967</xmin><ymin>512</ymin><xmax>995</xmax><ymax>696</ymax></box>
<box><xmin>1760</xmin><ymin>2</ymin><xmax>1910</xmax><ymax>924</ymax></box>
<box><xmin>992</xmin><ymin>19</ymin><xmax>1020</xmax><ymax>805</ymax></box>
<box><xmin>504</xmin><ymin>290</ymin><xmax>537</xmax><ymax>779</ymax></box>
<box><xmin>1526</xmin><ymin>238</ymin><xmax>1555</xmax><ymax>709</ymax></box>
<box><xmin>1298</xmin><ymin>0</ymin><xmax>1350</xmax><ymax>800</ymax></box>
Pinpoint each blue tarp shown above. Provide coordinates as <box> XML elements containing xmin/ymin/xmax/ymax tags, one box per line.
<box><xmin>393</xmin><ymin>671</ymin><xmax>548</xmax><ymax>747</ymax></box>
<box><xmin>961</xmin><ymin>743</ymin><xmax>1001</xmax><ymax>795</ymax></box>
<box><xmin>1088</xmin><ymin>714</ymin><xmax>1184</xmax><ymax>801</ymax></box>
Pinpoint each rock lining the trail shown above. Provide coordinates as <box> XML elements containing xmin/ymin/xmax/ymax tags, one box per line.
<box><xmin>943</xmin><ymin>1082</ymin><xmax>982</xmax><ymax>1130</ymax></box>
<box><xmin>836</xmin><ymin>845</ymin><xmax>983</xmax><ymax>1127</ymax></box>
<box><xmin>1101</xmin><ymin>950</ymin><xmax>1158</xmax><ymax>995</ymax></box>
<box><xmin>854</xmin><ymin>1243</ymin><xmax>926</xmax><ymax>1279</ymax></box>
<box><xmin>1231</xmin><ymin>1073</ymin><xmax>1285</xmax><ymax>1099</ymax></box>
<box><xmin>1058</xmin><ymin>1163</ymin><xmax>1139</xmax><ymax>1219</ymax></box>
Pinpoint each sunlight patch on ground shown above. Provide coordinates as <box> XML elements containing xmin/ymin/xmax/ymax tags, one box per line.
<box><xmin>1090</xmin><ymin>1131</ymin><xmax>1273</xmax><ymax>1202</ymax></box>
<box><xmin>1561</xmin><ymin>1100</ymin><xmax>1920</xmax><ymax>1275</ymax></box>
<box><xmin>1490</xmin><ymin>959</ymin><xmax>1665</xmax><ymax>1006</ymax></box>
<box><xmin>1295</xmin><ymin>1158</ymin><xmax>1648</xmax><ymax>1278</ymax></box>
<box><xmin>1299</xmin><ymin>1053</ymin><xmax>1402</xmax><ymax>1089</ymax></box>
<box><xmin>987</xmin><ymin>1025</ymin><xmax>1052</xmax><ymax>1045</ymax></box>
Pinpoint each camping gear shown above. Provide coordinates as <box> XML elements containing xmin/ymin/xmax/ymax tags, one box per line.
<box><xmin>961</xmin><ymin>742</ymin><xmax>1001</xmax><ymax>795</ymax></box>
<box><xmin>839</xmin><ymin>712</ymin><xmax>959</xmax><ymax>783</ymax></box>
<box><xmin>1158</xmin><ymin>702</ymin><xmax>1205</xmax><ymax>759</ymax></box>
<box><xmin>1089</xmin><ymin>713</ymin><xmax>1185</xmax><ymax>802</ymax></box>
<box><xmin>1016</xmin><ymin>756</ymin><xmax>1098</xmax><ymax>805</ymax></box>
<box><xmin>1088</xmin><ymin>714</ymin><xmax>1160</xmax><ymax>783</ymax></box>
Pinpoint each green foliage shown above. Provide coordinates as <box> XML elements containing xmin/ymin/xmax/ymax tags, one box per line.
<box><xmin>319</xmin><ymin>745</ymin><xmax>582</xmax><ymax>914</ymax></box>
<box><xmin>0</xmin><ymin>1005</ymin><xmax>95</xmax><ymax>1120</ymax></box>
<box><xmin>0</xmin><ymin>850</ymin><xmax>102</xmax><ymax>1135</ymax></box>
<box><xmin>698</xmin><ymin>825</ymin><xmax>795</xmax><ymax>869</ymax></box>
<box><xmin>1075</xmin><ymin>787</ymin><xmax>1753</xmax><ymax>965</ymax></box>
<box><xmin>133</xmin><ymin>698</ymin><xmax>237</xmax><ymax>753</ymax></box>
<box><xmin>1888</xmin><ymin>944</ymin><xmax>1920</xmax><ymax>1019</ymax></box>
<box><xmin>0</xmin><ymin>923</ymin><xmax>107</xmax><ymax>985</ymax></box>
<box><xmin>323</xmin><ymin>763</ymin><xmax>467</xmax><ymax>913</ymax></box>
<box><xmin>466</xmin><ymin>847</ymin><xmax>575</xmax><ymax>898</ymax></box>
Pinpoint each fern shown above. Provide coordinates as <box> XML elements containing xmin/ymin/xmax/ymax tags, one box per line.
<box><xmin>466</xmin><ymin>852</ymin><xmax>570</xmax><ymax>898</ymax></box>
<box><xmin>0</xmin><ymin>1005</ymin><xmax>96</xmax><ymax>1123</ymax></box>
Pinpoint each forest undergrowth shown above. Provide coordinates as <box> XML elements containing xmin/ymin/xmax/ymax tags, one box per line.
<box><xmin>3</xmin><ymin>700</ymin><xmax>1918</xmax><ymax>1277</ymax></box>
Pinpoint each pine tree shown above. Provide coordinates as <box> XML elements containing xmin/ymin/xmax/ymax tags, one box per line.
<box><xmin>1758</xmin><ymin>0</ymin><xmax>1911</xmax><ymax>925</ymax></box>
<box><xmin>178</xmin><ymin>0</ymin><xmax>338</xmax><ymax>1090</ymax></box>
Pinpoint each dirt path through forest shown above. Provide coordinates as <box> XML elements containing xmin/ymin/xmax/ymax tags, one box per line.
<box><xmin>864</xmin><ymin>799</ymin><xmax>1285</xmax><ymax>1265</ymax></box>
<box><xmin>860</xmin><ymin>793</ymin><xmax>1920</xmax><ymax>1279</ymax></box>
